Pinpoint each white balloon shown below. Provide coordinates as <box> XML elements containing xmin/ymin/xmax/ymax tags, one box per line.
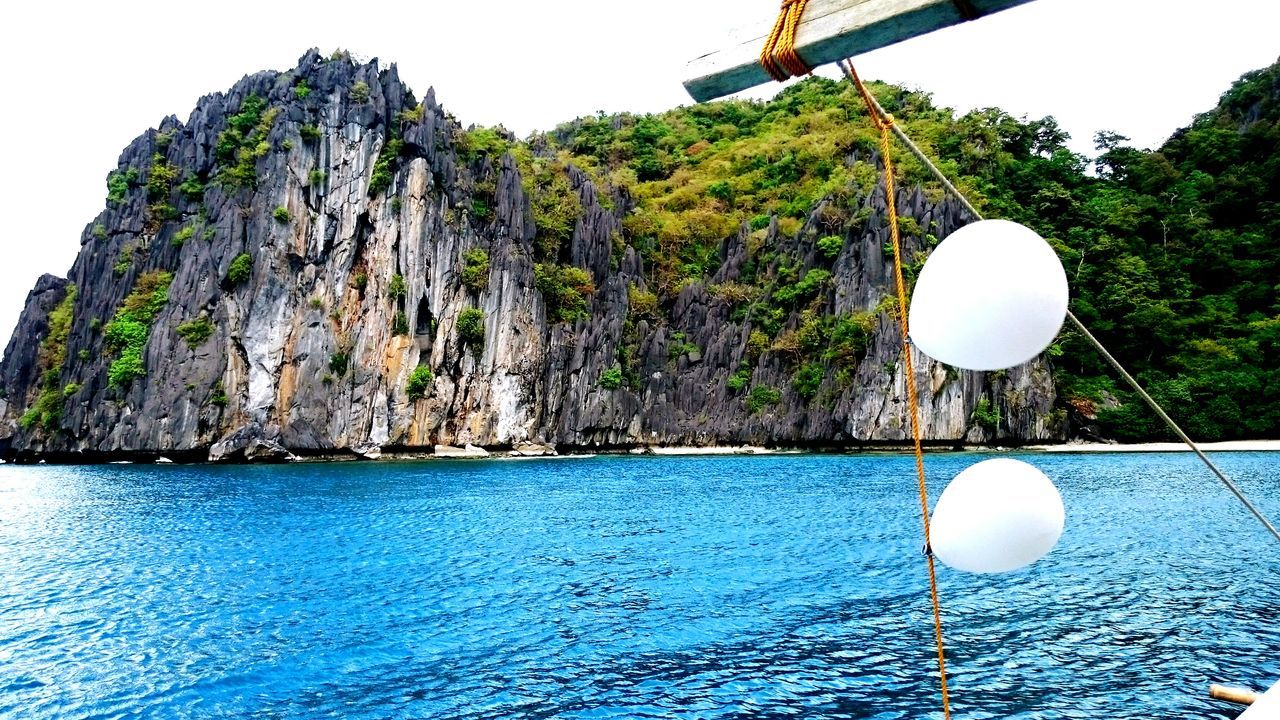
<box><xmin>930</xmin><ymin>458</ymin><xmax>1064</xmax><ymax>574</ymax></box>
<box><xmin>909</xmin><ymin>219</ymin><xmax>1068</xmax><ymax>370</ymax></box>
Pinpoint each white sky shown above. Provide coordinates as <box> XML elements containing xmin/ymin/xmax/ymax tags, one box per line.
<box><xmin>1</xmin><ymin>0</ymin><xmax>1277</xmax><ymax>350</ymax></box>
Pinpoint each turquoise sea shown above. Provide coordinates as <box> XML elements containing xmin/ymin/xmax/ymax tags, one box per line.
<box><xmin>1</xmin><ymin>453</ymin><xmax>1277</xmax><ymax>719</ymax></box>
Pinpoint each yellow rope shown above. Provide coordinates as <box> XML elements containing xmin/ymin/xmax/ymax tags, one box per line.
<box><xmin>760</xmin><ymin>0</ymin><xmax>813</xmax><ymax>82</ymax></box>
<box><xmin>846</xmin><ymin>60</ymin><xmax>953</xmax><ymax>720</ymax></box>
<box><xmin>837</xmin><ymin>59</ymin><xmax>1280</xmax><ymax>548</ymax></box>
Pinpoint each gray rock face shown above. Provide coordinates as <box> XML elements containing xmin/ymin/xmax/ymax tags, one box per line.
<box><xmin>0</xmin><ymin>50</ymin><xmax>1065</xmax><ymax>461</ymax></box>
<box><xmin>207</xmin><ymin>423</ymin><xmax>296</xmax><ymax>463</ymax></box>
<box><xmin>351</xmin><ymin>440</ymin><xmax>382</xmax><ymax>460</ymax></box>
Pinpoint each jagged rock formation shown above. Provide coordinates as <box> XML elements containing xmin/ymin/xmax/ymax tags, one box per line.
<box><xmin>0</xmin><ymin>50</ymin><xmax>1062</xmax><ymax>461</ymax></box>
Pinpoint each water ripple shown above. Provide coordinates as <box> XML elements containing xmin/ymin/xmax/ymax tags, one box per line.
<box><xmin>0</xmin><ymin>453</ymin><xmax>1276</xmax><ymax>718</ymax></box>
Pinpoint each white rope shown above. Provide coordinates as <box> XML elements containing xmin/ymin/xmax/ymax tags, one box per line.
<box><xmin>838</xmin><ymin>59</ymin><xmax>1280</xmax><ymax>546</ymax></box>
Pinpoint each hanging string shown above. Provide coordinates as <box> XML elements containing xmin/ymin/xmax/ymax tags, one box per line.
<box><xmin>846</xmin><ymin>60</ymin><xmax>953</xmax><ymax>719</ymax></box>
<box><xmin>836</xmin><ymin>60</ymin><xmax>1280</xmax><ymax>547</ymax></box>
<box><xmin>760</xmin><ymin>0</ymin><xmax>814</xmax><ymax>82</ymax></box>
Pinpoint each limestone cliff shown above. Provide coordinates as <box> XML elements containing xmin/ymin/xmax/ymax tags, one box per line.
<box><xmin>0</xmin><ymin>50</ymin><xmax>1063</xmax><ymax>461</ymax></box>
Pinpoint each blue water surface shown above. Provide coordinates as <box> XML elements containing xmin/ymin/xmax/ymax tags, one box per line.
<box><xmin>0</xmin><ymin>452</ymin><xmax>1277</xmax><ymax>719</ymax></box>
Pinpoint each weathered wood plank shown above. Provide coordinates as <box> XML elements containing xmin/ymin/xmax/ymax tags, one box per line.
<box><xmin>683</xmin><ymin>0</ymin><xmax>1038</xmax><ymax>102</ymax></box>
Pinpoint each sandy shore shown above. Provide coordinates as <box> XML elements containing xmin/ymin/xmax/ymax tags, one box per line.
<box><xmin>645</xmin><ymin>446</ymin><xmax>800</xmax><ymax>456</ymax></box>
<box><xmin>1028</xmin><ymin>440</ymin><xmax>1280</xmax><ymax>453</ymax></box>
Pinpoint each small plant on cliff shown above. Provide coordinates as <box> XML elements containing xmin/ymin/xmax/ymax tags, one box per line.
<box><xmin>226</xmin><ymin>253</ymin><xmax>252</xmax><ymax>285</ymax></box>
<box><xmin>396</xmin><ymin>103</ymin><xmax>425</xmax><ymax>124</ymax></box>
<box><xmin>392</xmin><ymin>311</ymin><xmax>409</xmax><ymax>336</ymax></box>
<box><xmin>533</xmin><ymin>264</ymin><xmax>594</xmax><ymax>323</ymax></box>
<box><xmin>707</xmin><ymin>282</ymin><xmax>756</xmax><ymax>306</ymax></box>
<box><xmin>825</xmin><ymin>312</ymin><xmax>875</xmax><ymax>368</ymax></box>
<box><xmin>273</xmin><ymin>206</ymin><xmax>290</xmax><ymax>223</ymax></box>
<box><xmin>350</xmin><ymin>81</ymin><xmax>370</xmax><ymax>103</ymax></box>
<box><xmin>456</xmin><ymin>127</ymin><xmax>510</xmax><ymax>163</ymax></box>
<box><xmin>457</xmin><ymin>307</ymin><xmax>485</xmax><ymax>346</ymax></box>
<box><xmin>598</xmin><ymin>367</ymin><xmax>623</xmax><ymax>390</ymax></box>
<box><xmin>627</xmin><ymin>285</ymin><xmax>660</xmax><ymax>323</ymax></box>
<box><xmin>817</xmin><ymin>234</ymin><xmax>844</xmax><ymax>260</ymax></box>
<box><xmin>792</xmin><ymin>363</ymin><xmax>825</xmax><ymax>401</ymax></box>
<box><xmin>773</xmin><ymin>268</ymin><xmax>831</xmax><ymax>305</ymax></box>
<box><xmin>387</xmin><ymin>274</ymin><xmax>407</xmax><ymax>299</ymax></box>
<box><xmin>145</xmin><ymin>202</ymin><xmax>179</xmax><ymax>232</ymax></box>
<box><xmin>107</xmin><ymin>352</ymin><xmax>145</xmax><ymax>388</ymax></box>
<box><xmin>747</xmin><ymin>384</ymin><xmax>782</xmax><ymax>413</ymax></box>
<box><xmin>106</xmin><ymin>172</ymin><xmax>129</xmax><ymax>203</ymax></box>
<box><xmin>294</xmin><ymin>79</ymin><xmax>311</xmax><ymax>100</ymax></box>
<box><xmin>171</xmin><ymin>225</ymin><xmax>196</xmax><ymax>247</ymax></box>
<box><xmin>329</xmin><ymin>352</ymin><xmax>349</xmax><ymax>377</ymax></box>
<box><xmin>309</xmin><ymin>169</ymin><xmax>326</xmax><ymax>187</ymax></box>
<box><xmin>368</xmin><ymin>132</ymin><xmax>405</xmax><ymax>196</ymax></box>
<box><xmin>667</xmin><ymin>332</ymin><xmax>699</xmax><ymax>360</ymax></box>
<box><xmin>146</xmin><ymin>153</ymin><xmax>178</xmax><ymax>202</ymax></box>
<box><xmin>178</xmin><ymin>174</ymin><xmax>205</xmax><ymax>201</ymax></box>
<box><xmin>208</xmin><ymin>381</ymin><xmax>228</xmax><ymax>408</ymax></box>
<box><xmin>406</xmin><ymin>366</ymin><xmax>434</xmax><ymax>400</ymax></box>
<box><xmin>106</xmin><ymin>168</ymin><xmax>139</xmax><ymax>204</ymax></box>
<box><xmin>461</xmin><ymin>248</ymin><xmax>490</xmax><ymax>292</ymax></box>
<box><xmin>972</xmin><ymin>397</ymin><xmax>1000</xmax><ymax>430</ymax></box>
<box><xmin>176</xmin><ymin>316</ymin><xmax>215</xmax><ymax>348</ymax></box>
<box><xmin>114</xmin><ymin>244</ymin><xmax>136</xmax><ymax>275</ymax></box>
<box><xmin>299</xmin><ymin>124</ymin><xmax>321</xmax><ymax>142</ymax></box>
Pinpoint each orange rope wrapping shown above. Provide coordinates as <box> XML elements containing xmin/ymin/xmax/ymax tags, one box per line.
<box><xmin>760</xmin><ymin>0</ymin><xmax>813</xmax><ymax>82</ymax></box>
<box><xmin>845</xmin><ymin>60</ymin><xmax>953</xmax><ymax>720</ymax></box>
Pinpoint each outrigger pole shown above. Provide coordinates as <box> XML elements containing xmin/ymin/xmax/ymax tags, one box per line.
<box><xmin>683</xmin><ymin>0</ymin><xmax>1038</xmax><ymax>102</ymax></box>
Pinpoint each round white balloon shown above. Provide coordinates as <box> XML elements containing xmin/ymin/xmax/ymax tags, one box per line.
<box><xmin>909</xmin><ymin>219</ymin><xmax>1068</xmax><ymax>370</ymax></box>
<box><xmin>930</xmin><ymin>458</ymin><xmax>1064</xmax><ymax>574</ymax></box>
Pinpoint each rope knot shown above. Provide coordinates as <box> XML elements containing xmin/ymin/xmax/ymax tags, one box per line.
<box><xmin>760</xmin><ymin>0</ymin><xmax>813</xmax><ymax>82</ymax></box>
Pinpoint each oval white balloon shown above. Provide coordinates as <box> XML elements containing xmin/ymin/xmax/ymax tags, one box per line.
<box><xmin>930</xmin><ymin>458</ymin><xmax>1064</xmax><ymax>574</ymax></box>
<box><xmin>909</xmin><ymin>219</ymin><xmax>1068</xmax><ymax>370</ymax></box>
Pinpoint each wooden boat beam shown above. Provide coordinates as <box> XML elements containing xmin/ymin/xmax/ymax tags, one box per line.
<box><xmin>683</xmin><ymin>0</ymin><xmax>1038</xmax><ymax>102</ymax></box>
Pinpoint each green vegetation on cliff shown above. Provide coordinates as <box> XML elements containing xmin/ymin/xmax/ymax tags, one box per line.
<box><xmin>104</xmin><ymin>271</ymin><xmax>172</xmax><ymax>389</ymax></box>
<box><xmin>18</xmin><ymin>285</ymin><xmax>77</xmax><ymax>432</ymax></box>
<box><xmin>406</xmin><ymin>366</ymin><xmax>434</xmax><ymax>400</ymax></box>
<box><xmin>457</xmin><ymin>307</ymin><xmax>485</xmax><ymax>347</ymax></box>
<box><xmin>514</xmin><ymin>59</ymin><xmax>1280</xmax><ymax>441</ymax></box>
<box><xmin>215</xmin><ymin>94</ymin><xmax>279</xmax><ymax>190</ymax></box>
